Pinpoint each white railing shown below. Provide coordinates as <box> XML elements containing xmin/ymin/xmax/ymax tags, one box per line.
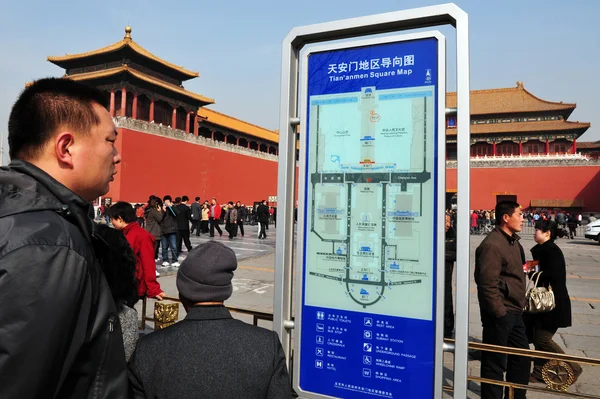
<box><xmin>447</xmin><ymin>153</ymin><xmax>600</xmax><ymax>168</ymax></box>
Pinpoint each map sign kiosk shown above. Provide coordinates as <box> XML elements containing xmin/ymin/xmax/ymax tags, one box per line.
<box><xmin>297</xmin><ymin>32</ymin><xmax>445</xmax><ymax>399</ymax></box>
<box><xmin>274</xmin><ymin>4</ymin><xmax>471</xmax><ymax>398</ymax></box>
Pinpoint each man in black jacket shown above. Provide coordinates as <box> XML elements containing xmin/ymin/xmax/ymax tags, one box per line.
<box><xmin>190</xmin><ymin>196</ymin><xmax>201</xmax><ymax>236</ymax></box>
<box><xmin>129</xmin><ymin>241</ymin><xmax>292</xmax><ymax>398</ymax></box>
<box><xmin>236</xmin><ymin>201</ymin><xmax>247</xmax><ymax>237</ymax></box>
<box><xmin>257</xmin><ymin>199</ymin><xmax>270</xmax><ymax>239</ymax></box>
<box><xmin>160</xmin><ymin>195</ymin><xmax>179</xmax><ymax>267</ymax></box>
<box><xmin>175</xmin><ymin>196</ymin><xmax>193</xmax><ymax>254</ymax></box>
<box><xmin>0</xmin><ymin>78</ymin><xmax>129</xmax><ymax>398</ymax></box>
<box><xmin>444</xmin><ymin>213</ymin><xmax>457</xmax><ymax>338</ymax></box>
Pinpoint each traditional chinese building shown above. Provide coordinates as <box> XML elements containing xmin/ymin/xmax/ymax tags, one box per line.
<box><xmin>45</xmin><ymin>27</ymin><xmax>599</xmax><ymax>211</ymax></box>
<box><xmin>47</xmin><ymin>27</ymin><xmax>280</xmax><ymax>204</ymax></box>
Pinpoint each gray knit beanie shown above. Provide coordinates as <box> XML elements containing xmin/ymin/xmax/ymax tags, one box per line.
<box><xmin>176</xmin><ymin>241</ymin><xmax>237</xmax><ymax>303</ymax></box>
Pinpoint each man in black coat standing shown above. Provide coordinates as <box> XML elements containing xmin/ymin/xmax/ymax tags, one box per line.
<box><xmin>236</xmin><ymin>201</ymin><xmax>247</xmax><ymax>237</ymax></box>
<box><xmin>129</xmin><ymin>241</ymin><xmax>292</xmax><ymax>398</ymax></box>
<box><xmin>190</xmin><ymin>196</ymin><xmax>202</xmax><ymax>236</ymax></box>
<box><xmin>444</xmin><ymin>214</ymin><xmax>457</xmax><ymax>338</ymax></box>
<box><xmin>257</xmin><ymin>199</ymin><xmax>270</xmax><ymax>239</ymax></box>
<box><xmin>175</xmin><ymin>196</ymin><xmax>192</xmax><ymax>254</ymax></box>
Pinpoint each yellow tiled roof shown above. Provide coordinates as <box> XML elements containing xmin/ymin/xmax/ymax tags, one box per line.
<box><xmin>67</xmin><ymin>65</ymin><xmax>214</xmax><ymax>104</ymax></box>
<box><xmin>48</xmin><ymin>27</ymin><xmax>199</xmax><ymax>79</ymax></box>
<box><xmin>447</xmin><ymin>82</ymin><xmax>576</xmax><ymax>115</ymax></box>
<box><xmin>197</xmin><ymin>107</ymin><xmax>278</xmax><ymax>143</ymax></box>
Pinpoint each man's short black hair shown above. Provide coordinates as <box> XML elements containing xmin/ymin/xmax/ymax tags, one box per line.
<box><xmin>535</xmin><ymin>219</ymin><xmax>557</xmax><ymax>241</ymax></box>
<box><xmin>228</xmin><ymin>201</ymin><xmax>234</xmax><ymax>205</ymax></box>
<box><xmin>182</xmin><ymin>196</ymin><xmax>189</xmax><ymax>202</ymax></box>
<box><xmin>107</xmin><ymin>201</ymin><xmax>137</xmax><ymax>223</ymax></box>
<box><xmin>175</xmin><ymin>197</ymin><xmax>182</xmax><ymax>203</ymax></box>
<box><xmin>8</xmin><ymin>78</ymin><xmax>108</xmax><ymax>160</ymax></box>
<box><xmin>495</xmin><ymin>201</ymin><xmax>520</xmax><ymax>226</ymax></box>
<box><xmin>163</xmin><ymin>195</ymin><xmax>172</xmax><ymax>202</ymax></box>
<box><xmin>195</xmin><ymin>196</ymin><xmax>200</xmax><ymax>201</ymax></box>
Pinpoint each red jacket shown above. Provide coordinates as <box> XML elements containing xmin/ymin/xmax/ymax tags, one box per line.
<box><xmin>123</xmin><ymin>222</ymin><xmax>162</xmax><ymax>298</ymax></box>
<box><xmin>211</xmin><ymin>203</ymin><xmax>222</xmax><ymax>220</ymax></box>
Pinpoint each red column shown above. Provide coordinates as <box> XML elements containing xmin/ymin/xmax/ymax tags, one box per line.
<box><xmin>247</xmin><ymin>141</ymin><xmax>250</xmax><ymax>149</ymax></box>
<box><xmin>572</xmin><ymin>138</ymin><xmax>577</xmax><ymax>154</ymax></box>
<box><xmin>149</xmin><ymin>98</ymin><xmax>154</xmax><ymax>122</ymax></box>
<box><xmin>236</xmin><ymin>138</ymin><xmax>240</xmax><ymax>146</ymax></box>
<box><xmin>545</xmin><ymin>140</ymin><xmax>550</xmax><ymax>154</ymax></box>
<box><xmin>492</xmin><ymin>142</ymin><xmax>497</xmax><ymax>156</ymax></box>
<box><xmin>132</xmin><ymin>93</ymin><xmax>138</xmax><ymax>119</ymax></box>
<box><xmin>109</xmin><ymin>90</ymin><xmax>115</xmax><ymax>117</ymax></box>
<box><xmin>519</xmin><ymin>140</ymin><xmax>523</xmax><ymax>155</ymax></box>
<box><xmin>172</xmin><ymin>107</ymin><xmax>177</xmax><ymax>129</ymax></box>
<box><xmin>185</xmin><ymin>112</ymin><xmax>191</xmax><ymax>133</ymax></box>
<box><xmin>194</xmin><ymin>114</ymin><xmax>199</xmax><ymax>136</ymax></box>
<box><xmin>211</xmin><ymin>130</ymin><xmax>215</xmax><ymax>140</ymax></box>
<box><xmin>120</xmin><ymin>88</ymin><xmax>127</xmax><ymax>117</ymax></box>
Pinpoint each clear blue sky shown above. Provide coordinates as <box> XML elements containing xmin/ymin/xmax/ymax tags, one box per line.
<box><xmin>0</xmin><ymin>0</ymin><xmax>598</xmax><ymax>165</ymax></box>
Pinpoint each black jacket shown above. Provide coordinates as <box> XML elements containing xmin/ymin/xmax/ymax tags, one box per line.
<box><xmin>257</xmin><ymin>204</ymin><xmax>270</xmax><ymax>223</ymax></box>
<box><xmin>175</xmin><ymin>203</ymin><xmax>191</xmax><ymax>230</ymax></box>
<box><xmin>237</xmin><ymin>206</ymin><xmax>248</xmax><ymax>222</ymax></box>
<box><xmin>129</xmin><ymin>305</ymin><xmax>292</xmax><ymax>398</ymax></box>
<box><xmin>160</xmin><ymin>205</ymin><xmax>178</xmax><ymax>235</ymax></box>
<box><xmin>190</xmin><ymin>202</ymin><xmax>201</xmax><ymax>221</ymax></box>
<box><xmin>530</xmin><ymin>241</ymin><xmax>572</xmax><ymax>329</ymax></box>
<box><xmin>0</xmin><ymin>160</ymin><xmax>129</xmax><ymax>398</ymax></box>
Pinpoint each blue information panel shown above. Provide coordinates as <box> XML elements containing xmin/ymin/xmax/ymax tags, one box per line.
<box><xmin>299</xmin><ymin>37</ymin><xmax>440</xmax><ymax>398</ymax></box>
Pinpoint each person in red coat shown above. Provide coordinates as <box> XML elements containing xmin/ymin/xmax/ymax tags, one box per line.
<box><xmin>109</xmin><ymin>202</ymin><xmax>165</xmax><ymax>300</ymax></box>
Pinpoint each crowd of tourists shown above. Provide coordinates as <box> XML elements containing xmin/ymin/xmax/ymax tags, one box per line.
<box><xmin>0</xmin><ymin>78</ymin><xmax>291</xmax><ymax>398</ymax></box>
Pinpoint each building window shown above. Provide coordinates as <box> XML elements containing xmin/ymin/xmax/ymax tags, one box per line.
<box><xmin>552</xmin><ymin>143</ymin><xmax>567</xmax><ymax>154</ymax></box>
<box><xmin>497</xmin><ymin>143</ymin><xmax>519</xmax><ymax>156</ymax></box>
<box><xmin>447</xmin><ymin>117</ymin><xmax>457</xmax><ymax>129</ymax></box>
<box><xmin>471</xmin><ymin>145</ymin><xmax>491</xmax><ymax>156</ymax></box>
<box><xmin>524</xmin><ymin>144</ymin><xmax>539</xmax><ymax>154</ymax></box>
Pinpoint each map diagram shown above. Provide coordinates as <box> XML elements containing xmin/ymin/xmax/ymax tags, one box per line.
<box><xmin>304</xmin><ymin>86</ymin><xmax>436</xmax><ymax>321</ymax></box>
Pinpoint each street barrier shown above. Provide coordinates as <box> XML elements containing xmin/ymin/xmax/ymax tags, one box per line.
<box><xmin>139</xmin><ymin>297</ymin><xmax>600</xmax><ymax>397</ymax></box>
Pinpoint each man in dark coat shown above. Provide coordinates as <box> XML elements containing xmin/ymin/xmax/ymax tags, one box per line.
<box><xmin>175</xmin><ymin>196</ymin><xmax>193</xmax><ymax>253</ymax></box>
<box><xmin>129</xmin><ymin>241</ymin><xmax>292</xmax><ymax>398</ymax></box>
<box><xmin>474</xmin><ymin>201</ymin><xmax>529</xmax><ymax>399</ymax></box>
<box><xmin>236</xmin><ymin>201</ymin><xmax>247</xmax><ymax>237</ymax></box>
<box><xmin>257</xmin><ymin>199</ymin><xmax>270</xmax><ymax>239</ymax></box>
<box><xmin>0</xmin><ymin>78</ymin><xmax>129</xmax><ymax>398</ymax></box>
<box><xmin>190</xmin><ymin>196</ymin><xmax>202</xmax><ymax>236</ymax></box>
<box><xmin>444</xmin><ymin>214</ymin><xmax>457</xmax><ymax>338</ymax></box>
<box><xmin>160</xmin><ymin>195</ymin><xmax>179</xmax><ymax>267</ymax></box>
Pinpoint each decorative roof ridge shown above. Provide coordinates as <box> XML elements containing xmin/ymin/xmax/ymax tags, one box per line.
<box><xmin>520</xmin><ymin>86</ymin><xmax>576</xmax><ymax>109</ymax></box>
<box><xmin>65</xmin><ymin>65</ymin><xmax>214</xmax><ymax>104</ymax></box>
<box><xmin>447</xmin><ymin>83</ymin><xmax>576</xmax><ymax>109</ymax></box>
<box><xmin>198</xmin><ymin>107</ymin><xmax>278</xmax><ymax>135</ymax></box>
<box><xmin>47</xmin><ymin>27</ymin><xmax>199</xmax><ymax>78</ymax></box>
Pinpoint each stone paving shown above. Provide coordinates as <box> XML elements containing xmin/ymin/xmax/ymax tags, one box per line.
<box><xmin>139</xmin><ymin>225</ymin><xmax>600</xmax><ymax>398</ymax></box>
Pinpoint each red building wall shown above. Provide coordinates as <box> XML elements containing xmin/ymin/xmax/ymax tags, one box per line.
<box><xmin>446</xmin><ymin>166</ymin><xmax>600</xmax><ymax>211</ymax></box>
<box><xmin>106</xmin><ymin>129</ymin><xmax>279</xmax><ymax>204</ymax></box>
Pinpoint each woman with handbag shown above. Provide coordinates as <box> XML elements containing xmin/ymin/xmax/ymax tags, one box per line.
<box><xmin>528</xmin><ymin>220</ymin><xmax>582</xmax><ymax>383</ymax></box>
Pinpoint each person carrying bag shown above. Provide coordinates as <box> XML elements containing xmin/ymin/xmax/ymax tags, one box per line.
<box><xmin>526</xmin><ymin>220</ymin><xmax>582</xmax><ymax>384</ymax></box>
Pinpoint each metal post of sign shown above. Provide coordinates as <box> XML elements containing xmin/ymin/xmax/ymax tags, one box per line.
<box><xmin>275</xmin><ymin>3</ymin><xmax>470</xmax><ymax>398</ymax></box>
<box><xmin>453</xmin><ymin>10</ymin><xmax>471</xmax><ymax>398</ymax></box>
<box><xmin>273</xmin><ymin>38</ymin><xmax>300</xmax><ymax>367</ymax></box>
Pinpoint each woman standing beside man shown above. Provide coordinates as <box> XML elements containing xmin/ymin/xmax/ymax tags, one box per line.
<box><xmin>528</xmin><ymin>219</ymin><xmax>582</xmax><ymax>384</ymax></box>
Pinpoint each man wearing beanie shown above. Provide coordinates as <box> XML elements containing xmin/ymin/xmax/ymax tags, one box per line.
<box><xmin>128</xmin><ymin>241</ymin><xmax>292</xmax><ymax>398</ymax></box>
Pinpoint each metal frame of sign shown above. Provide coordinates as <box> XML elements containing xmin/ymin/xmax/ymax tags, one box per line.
<box><xmin>295</xmin><ymin>31</ymin><xmax>445</xmax><ymax>398</ymax></box>
<box><xmin>274</xmin><ymin>4</ymin><xmax>471</xmax><ymax>398</ymax></box>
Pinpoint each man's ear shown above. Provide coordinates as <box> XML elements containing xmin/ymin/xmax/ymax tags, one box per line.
<box><xmin>55</xmin><ymin>132</ymin><xmax>75</xmax><ymax>167</ymax></box>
